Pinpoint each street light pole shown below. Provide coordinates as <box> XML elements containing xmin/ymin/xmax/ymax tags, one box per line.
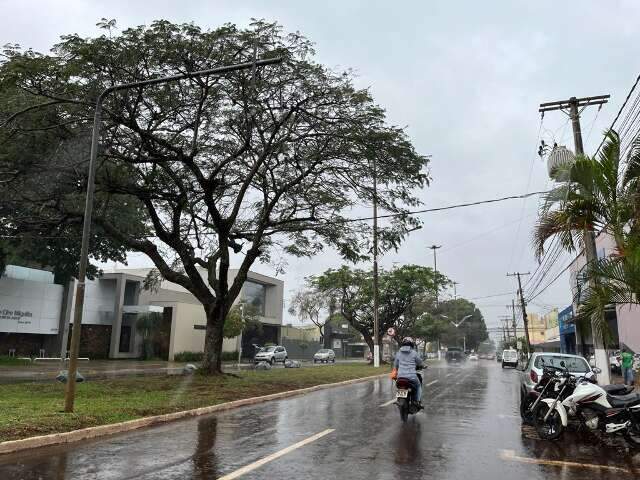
<box><xmin>63</xmin><ymin>56</ymin><xmax>283</xmax><ymax>412</ymax></box>
<box><xmin>429</xmin><ymin>245</ymin><xmax>442</xmax><ymax>306</ymax></box>
<box><xmin>372</xmin><ymin>154</ymin><xmax>380</xmax><ymax>368</ymax></box>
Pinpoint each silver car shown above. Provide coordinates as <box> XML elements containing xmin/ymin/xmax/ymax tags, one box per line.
<box><xmin>313</xmin><ymin>349</ymin><xmax>336</xmax><ymax>363</ymax></box>
<box><xmin>518</xmin><ymin>352</ymin><xmax>592</xmax><ymax>399</ymax></box>
<box><xmin>254</xmin><ymin>345</ymin><xmax>288</xmax><ymax>365</ymax></box>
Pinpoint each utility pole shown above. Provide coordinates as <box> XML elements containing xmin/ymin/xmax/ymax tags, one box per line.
<box><xmin>507</xmin><ymin>272</ymin><xmax>531</xmax><ymax>355</ymax></box>
<box><xmin>372</xmin><ymin>154</ymin><xmax>380</xmax><ymax>368</ymax></box>
<box><xmin>511</xmin><ymin>299</ymin><xmax>517</xmax><ymax>341</ymax></box>
<box><xmin>429</xmin><ymin>245</ymin><xmax>442</xmax><ymax>306</ymax></box>
<box><xmin>539</xmin><ymin>94</ymin><xmax>611</xmax><ymax>385</ymax></box>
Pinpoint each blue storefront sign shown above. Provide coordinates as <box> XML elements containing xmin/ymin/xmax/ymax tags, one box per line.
<box><xmin>558</xmin><ymin>305</ymin><xmax>575</xmax><ymax>354</ymax></box>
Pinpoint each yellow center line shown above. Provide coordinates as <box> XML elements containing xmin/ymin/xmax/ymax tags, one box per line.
<box><xmin>218</xmin><ymin>429</ymin><xmax>335</xmax><ymax>479</ymax></box>
<box><xmin>500</xmin><ymin>449</ymin><xmax>634</xmax><ymax>474</ymax></box>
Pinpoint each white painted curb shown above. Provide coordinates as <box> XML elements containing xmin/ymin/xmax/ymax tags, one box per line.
<box><xmin>0</xmin><ymin>373</ymin><xmax>386</xmax><ymax>455</ymax></box>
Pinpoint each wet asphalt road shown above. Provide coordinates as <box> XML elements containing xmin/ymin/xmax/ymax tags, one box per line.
<box><xmin>2</xmin><ymin>361</ymin><xmax>640</xmax><ymax>479</ymax></box>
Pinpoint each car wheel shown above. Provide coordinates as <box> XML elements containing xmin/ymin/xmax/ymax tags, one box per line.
<box><xmin>501</xmin><ymin>362</ymin><xmax>505</xmax><ymax>369</ymax></box>
<box><xmin>269</xmin><ymin>358</ymin><xmax>275</xmax><ymax>365</ymax></box>
<box><xmin>313</xmin><ymin>359</ymin><xmax>317</xmax><ymax>364</ymax></box>
<box><xmin>284</xmin><ymin>356</ymin><xmax>288</xmax><ymax>363</ymax></box>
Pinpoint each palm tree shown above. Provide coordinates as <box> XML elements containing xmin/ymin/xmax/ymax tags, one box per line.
<box><xmin>533</xmin><ymin>130</ymin><xmax>640</xmax><ymax>339</ymax></box>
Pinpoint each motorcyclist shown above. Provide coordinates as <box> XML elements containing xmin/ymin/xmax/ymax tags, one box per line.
<box><xmin>394</xmin><ymin>337</ymin><xmax>424</xmax><ymax>407</ymax></box>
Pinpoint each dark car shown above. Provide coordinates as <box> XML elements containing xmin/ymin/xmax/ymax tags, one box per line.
<box><xmin>445</xmin><ymin>347</ymin><xmax>465</xmax><ymax>364</ymax></box>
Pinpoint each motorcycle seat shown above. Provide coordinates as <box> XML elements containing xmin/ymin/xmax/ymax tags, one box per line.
<box><xmin>607</xmin><ymin>392</ymin><xmax>640</xmax><ymax>408</ymax></box>
<box><xmin>602</xmin><ymin>384</ymin><xmax>634</xmax><ymax>395</ymax></box>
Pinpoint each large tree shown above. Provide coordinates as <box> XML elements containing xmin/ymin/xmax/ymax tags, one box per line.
<box><xmin>0</xmin><ymin>20</ymin><xmax>429</xmax><ymax>373</ymax></box>
<box><xmin>311</xmin><ymin>265</ymin><xmax>447</xmax><ymax>361</ymax></box>
<box><xmin>437</xmin><ymin>298</ymin><xmax>488</xmax><ymax>351</ymax></box>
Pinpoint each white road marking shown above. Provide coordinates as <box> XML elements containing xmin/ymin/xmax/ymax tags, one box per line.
<box><xmin>218</xmin><ymin>429</ymin><xmax>335</xmax><ymax>480</ymax></box>
<box><xmin>497</xmin><ymin>414</ymin><xmax>519</xmax><ymax>419</ymax></box>
<box><xmin>380</xmin><ymin>380</ymin><xmax>439</xmax><ymax>407</ymax></box>
<box><xmin>499</xmin><ymin>449</ymin><xmax>632</xmax><ymax>473</ymax></box>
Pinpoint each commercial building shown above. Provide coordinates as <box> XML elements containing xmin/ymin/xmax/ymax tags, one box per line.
<box><xmin>558</xmin><ymin>306</ymin><xmax>576</xmax><ymax>354</ymax></box>
<box><xmin>0</xmin><ymin>265</ymin><xmax>284</xmax><ymax>360</ymax></box>
<box><xmin>568</xmin><ymin>231</ymin><xmax>640</xmax><ymax>355</ymax></box>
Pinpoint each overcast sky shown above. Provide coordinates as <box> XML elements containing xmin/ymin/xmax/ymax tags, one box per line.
<box><xmin>3</xmin><ymin>1</ymin><xmax>639</xmax><ymax>332</ymax></box>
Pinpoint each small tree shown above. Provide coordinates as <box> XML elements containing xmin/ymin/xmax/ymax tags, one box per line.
<box><xmin>288</xmin><ymin>289</ymin><xmax>328</xmax><ymax>340</ymax></box>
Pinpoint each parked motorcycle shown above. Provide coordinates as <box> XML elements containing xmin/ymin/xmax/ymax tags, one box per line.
<box><xmin>521</xmin><ymin>364</ymin><xmax>633</xmax><ymax>425</ymax></box>
<box><xmin>395</xmin><ymin>367</ymin><xmax>425</xmax><ymax>422</ymax></box>
<box><xmin>534</xmin><ymin>365</ymin><xmax>640</xmax><ymax>448</ymax></box>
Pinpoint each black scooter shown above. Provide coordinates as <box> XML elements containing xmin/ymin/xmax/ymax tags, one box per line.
<box><xmin>395</xmin><ymin>366</ymin><xmax>425</xmax><ymax>422</ymax></box>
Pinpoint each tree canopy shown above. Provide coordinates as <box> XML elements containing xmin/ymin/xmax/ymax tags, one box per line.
<box><xmin>310</xmin><ymin>264</ymin><xmax>448</xmax><ymax>360</ymax></box>
<box><xmin>0</xmin><ymin>20</ymin><xmax>429</xmax><ymax>373</ymax></box>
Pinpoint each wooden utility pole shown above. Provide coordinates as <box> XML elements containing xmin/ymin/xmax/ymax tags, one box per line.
<box><xmin>511</xmin><ymin>299</ymin><xmax>518</xmax><ymax>341</ymax></box>
<box><xmin>539</xmin><ymin>94</ymin><xmax>611</xmax><ymax>385</ymax></box>
<box><xmin>507</xmin><ymin>272</ymin><xmax>531</xmax><ymax>355</ymax></box>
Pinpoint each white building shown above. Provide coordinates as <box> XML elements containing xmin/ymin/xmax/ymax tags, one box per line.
<box><xmin>0</xmin><ymin>265</ymin><xmax>284</xmax><ymax>360</ymax></box>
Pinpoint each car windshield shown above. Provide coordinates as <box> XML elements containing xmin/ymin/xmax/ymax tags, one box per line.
<box><xmin>534</xmin><ymin>355</ymin><xmax>590</xmax><ymax>372</ymax></box>
<box><xmin>261</xmin><ymin>347</ymin><xmax>276</xmax><ymax>353</ymax></box>
<box><xmin>317</xmin><ymin>349</ymin><xmax>329</xmax><ymax>353</ymax></box>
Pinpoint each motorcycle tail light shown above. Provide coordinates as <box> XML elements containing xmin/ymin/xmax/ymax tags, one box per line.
<box><xmin>530</xmin><ymin>370</ymin><xmax>538</xmax><ymax>384</ymax></box>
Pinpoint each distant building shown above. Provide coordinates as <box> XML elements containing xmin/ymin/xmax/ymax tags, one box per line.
<box><xmin>558</xmin><ymin>306</ymin><xmax>576</xmax><ymax>354</ymax></box>
<box><xmin>0</xmin><ymin>265</ymin><xmax>284</xmax><ymax>360</ymax></box>
<box><xmin>527</xmin><ymin>313</ymin><xmax>546</xmax><ymax>345</ymax></box>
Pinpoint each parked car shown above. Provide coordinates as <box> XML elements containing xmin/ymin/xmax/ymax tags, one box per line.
<box><xmin>478</xmin><ymin>353</ymin><xmax>486</xmax><ymax>359</ymax></box>
<box><xmin>518</xmin><ymin>352</ymin><xmax>593</xmax><ymax>397</ymax></box>
<box><xmin>469</xmin><ymin>353</ymin><xmax>479</xmax><ymax>361</ymax></box>
<box><xmin>501</xmin><ymin>349</ymin><xmax>518</xmax><ymax>368</ymax></box>
<box><xmin>254</xmin><ymin>345</ymin><xmax>288</xmax><ymax>365</ymax></box>
<box><xmin>313</xmin><ymin>349</ymin><xmax>336</xmax><ymax>363</ymax></box>
<box><xmin>487</xmin><ymin>353</ymin><xmax>496</xmax><ymax>360</ymax></box>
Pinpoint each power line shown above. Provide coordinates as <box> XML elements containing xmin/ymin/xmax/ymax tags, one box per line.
<box><xmin>526</xmin><ymin>260</ymin><xmax>573</xmax><ymax>303</ymax></box>
<box><xmin>508</xmin><ymin>117</ymin><xmax>543</xmax><ymax>271</ymax></box>
<box><xmin>595</xmin><ymin>72</ymin><xmax>640</xmax><ymax>156</ymax></box>
<box><xmin>0</xmin><ymin>190</ymin><xmax>551</xmax><ymax>241</ymax></box>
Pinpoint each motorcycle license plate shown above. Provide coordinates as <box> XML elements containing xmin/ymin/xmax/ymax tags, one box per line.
<box><xmin>396</xmin><ymin>389</ymin><xmax>409</xmax><ymax>398</ymax></box>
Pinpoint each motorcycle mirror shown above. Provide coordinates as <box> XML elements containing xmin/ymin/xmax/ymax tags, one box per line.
<box><xmin>560</xmin><ymin>361</ymin><xmax>566</xmax><ymax>368</ymax></box>
<box><xmin>592</xmin><ymin>367</ymin><xmax>602</xmax><ymax>374</ymax></box>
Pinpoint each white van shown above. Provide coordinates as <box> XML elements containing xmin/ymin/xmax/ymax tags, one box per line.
<box><xmin>502</xmin><ymin>349</ymin><xmax>518</xmax><ymax>369</ymax></box>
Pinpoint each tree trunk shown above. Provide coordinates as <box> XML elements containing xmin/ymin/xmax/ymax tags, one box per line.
<box><xmin>202</xmin><ymin>303</ymin><xmax>226</xmax><ymax>374</ymax></box>
<box><xmin>364</xmin><ymin>335</ymin><xmax>375</xmax><ymax>362</ymax></box>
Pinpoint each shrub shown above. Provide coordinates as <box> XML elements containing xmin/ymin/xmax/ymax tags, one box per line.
<box><xmin>174</xmin><ymin>351</ymin><xmax>239</xmax><ymax>362</ymax></box>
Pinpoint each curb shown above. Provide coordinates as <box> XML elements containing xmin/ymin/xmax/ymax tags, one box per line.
<box><xmin>0</xmin><ymin>373</ymin><xmax>387</xmax><ymax>456</ymax></box>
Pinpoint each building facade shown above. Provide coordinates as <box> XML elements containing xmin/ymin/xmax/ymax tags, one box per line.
<box><xmin>0</xmin><ymin>265</ymin><xmax>284</xmax><ymax>360</ymax></box>
<box><xmin>568</xmin><ymin>231</ymin><xmax>640</xmax><ymax>354</ymax></box>
<box><xmin>558</xmin><ymin>306</ymin><xmax>576</xmax><ymax>354</ymax></box>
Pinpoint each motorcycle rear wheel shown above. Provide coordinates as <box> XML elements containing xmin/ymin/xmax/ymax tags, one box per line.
<box><xmin>534</xmin><ymin>403</ymin><xmax>563</xmax><ymax>440</ymax></box>
<box><xmin>398</xmin><ymin>398</ymin><xmax>409</xmax><ymax>422</ymax></box>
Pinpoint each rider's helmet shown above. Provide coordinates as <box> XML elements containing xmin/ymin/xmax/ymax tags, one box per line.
<box><xmin>401</xmin><ymin>337</ymin><xmax>415</xmax><ymax>349</ymax></box>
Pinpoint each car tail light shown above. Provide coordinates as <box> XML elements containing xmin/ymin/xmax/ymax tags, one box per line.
<box><xmin>530</xmin><ymin>370</ymin><xmax>538</xmax><ymax>384</ymax></box>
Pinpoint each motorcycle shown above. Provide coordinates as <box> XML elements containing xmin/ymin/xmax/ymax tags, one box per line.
<box><xmin>395</xmin><ymin>366</ymin><xmax>425</xmax><ymax>422</ymax></box>
<box><xmin>521</xmin><ymin>364</ymin><xmax>633</xmax><ymax>425</ymax></box>
<box><xmin>535</xmin><ymin>366</ymin><xmax>640</xmax><ymax>448</ymax></box>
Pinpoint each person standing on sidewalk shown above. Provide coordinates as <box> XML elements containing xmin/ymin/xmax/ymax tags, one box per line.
<box><xmin>621</xmin><ymin>347</ymin><xmax>635</xmax><ymax>386</ymax></box>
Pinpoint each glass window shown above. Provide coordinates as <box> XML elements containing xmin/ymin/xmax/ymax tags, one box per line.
<box><xmin>243</xmin><ymin>281</ymin><xmax>266</xmax><ymax>315</ymax></box>
<box><xmin>534</xmin><ymin>355</ymin><xmax>589</xmax><ymax>372</ymax></box>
